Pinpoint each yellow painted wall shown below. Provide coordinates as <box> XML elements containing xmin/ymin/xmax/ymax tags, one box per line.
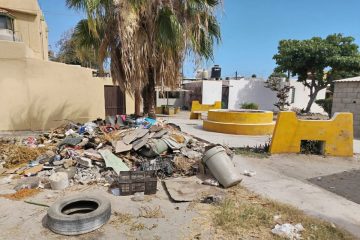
<box><xmin>0</xmin><ymin>0</ymin><xmax>48</xmax><ymax>60</ymax></box>
<box><xmin>190</xmin><ymin>100</ymin><xmax>221</xmax><ymax>119</ymax></box>
<box><xmin>270</xmin><ymin>111</ymin><xmax>353</xmax><ymax>157</ymax></box>
<box><xmin>0</xmin><ymin>41</ymin><xmax>135</xmax><ymax>131</ymax></box>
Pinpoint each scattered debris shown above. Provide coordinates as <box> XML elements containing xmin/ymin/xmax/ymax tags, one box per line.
<box><xmin>202</xmin><ymin>178</ymin><xmax>220</xmax><ymax>187</ymax></box>
<box><xmin>201</xmin><ymin>194</ymin><xmax>224</xmax><ymax>204</ymax></box>
<box><xmin>271</xmin><ymin>223</ymin><xmax>304</xmax><ymax>240</ymax></box>
<box><xmin>243</xmin><ymin>170</ymin><xmax>256</xmax><ymax>177</ymax></box>
<box><xmin>0</xmin><ymin>115</ymin><xmax>230</xmax><ymax>197</ymax></box>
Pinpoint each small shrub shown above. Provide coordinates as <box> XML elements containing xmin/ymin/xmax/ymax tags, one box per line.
<box><xmin>241</xmin><ymin>102</ymin><xmax>259</xmax><ymax>110</ymax></box>
<box><xmin>315</xmin><ymin>98</ymin><xmax>332</xmax><ymax>117</ymax></box>
<box><xmin>301</xmin><ymin>140</ymin><xmax>324</xmax><ymax>155</ymax></box>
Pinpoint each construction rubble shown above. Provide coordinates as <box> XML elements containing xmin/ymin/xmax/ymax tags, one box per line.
<box><xmin>0</xmin><ymin>115</ymin><xmax>240</xmax><ymax>196</ymax></box>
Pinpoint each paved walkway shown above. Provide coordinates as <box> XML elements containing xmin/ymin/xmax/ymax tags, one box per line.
<box><xmin>166</xmin><ymin>112</ymin><xmax>360</xmax><ymax>238</ymax></box>
<box><xmin>160</xmin><ymin>112</ymin><xmax>269</xmax><ymax>148</ymax></box>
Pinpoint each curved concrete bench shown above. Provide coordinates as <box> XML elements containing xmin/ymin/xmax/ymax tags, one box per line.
<box><xmin>203</xmin><ymin>109</ymin><xmax>275</xmax><ymax>135</ymax></box>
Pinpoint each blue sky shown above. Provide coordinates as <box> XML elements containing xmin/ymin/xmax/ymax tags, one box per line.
<box><xmin>38</xmin><ymin>0</ymin><xmax>360</xmax><ymax>78</ymax></box>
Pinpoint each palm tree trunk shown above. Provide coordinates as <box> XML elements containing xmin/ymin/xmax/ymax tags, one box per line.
<box><xmin>134</xmin><ymin>90</ymin><xmax>141</xmax><ymax>116</ymax></box>
<box><xmin>142</xmin><ymin>68</ymin><xmax>156</xmax><ymax>118</ymax></box>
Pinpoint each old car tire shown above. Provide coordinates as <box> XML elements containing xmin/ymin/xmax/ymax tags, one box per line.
<box><xmin>46</xmin><ymin>194</ymin><xmax>111</xmax><ymax>235</ymax></box>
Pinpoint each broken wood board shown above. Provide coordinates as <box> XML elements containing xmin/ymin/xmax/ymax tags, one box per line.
<box><xmin>132</xmin><ymin>133</ymin><xmax>151</xmax><ymax>151</ymax></box>
<box><xmin>23</xmin><ymin>164</ymin><xmax>44</xmax><ymax>176</ymax></box>
<box><xmin>135</xmin><ymin>128</ymin><xmax>149</xmax><ymax>138</ymax></box>
<box><xmin>122</xmin><ymin>131</ymin><xmax>138</xmax><ymax>144</ymax></box>
<box><xmin>153</xmin><ymin>129</ymin><xmax>168</xmax><ymax>138</ymax></box>
<box><xmin>115</xmin><ymin>140</ymin><xmax>133</xmax><ymax>153</ymax></box>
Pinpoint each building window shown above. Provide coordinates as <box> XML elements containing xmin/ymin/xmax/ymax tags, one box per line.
<box><xmin>159</xmin><ymin>91</ymin><xmax>180</xmax><ymax>99</ymax></box>
<box><xmin>291</xmin><ymin>88</ymin><xmax>295</xmax><ymax>103</ymax></box>
<box><xmin>0</xmin><ymin>15</ymin><xmax>13</xmax><ymax>31</ymax></box>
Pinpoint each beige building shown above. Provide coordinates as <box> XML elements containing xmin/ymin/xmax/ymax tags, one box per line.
<box><xmin>0</xmin><ymin>0</ymin><xmax>48</xmax><ymax>60</ymax></box>
<box><xmin>0</xmin><ymin>0</ymin><xmax>134</xmax><ymax>131</ymax></box>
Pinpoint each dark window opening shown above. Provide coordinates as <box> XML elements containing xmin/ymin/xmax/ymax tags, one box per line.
<box><xmin>0</xmin><ymin>15</ymin><xmax>14</xmax><ymax>31</ymax></box>
<box><xmin>159</xmin><ymin>91</ymin><xmax>180</xmax><ymax>99</ymax></box>
<box><xmin>300</xmin><ymin>140</ymin><xmax>325</xmax><ymax>155</ymax></box>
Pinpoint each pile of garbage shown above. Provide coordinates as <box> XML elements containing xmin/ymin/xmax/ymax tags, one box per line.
<box><xmin>0</xmin><ymin>115</ymin><xmax>219</xmax><ymax>193</ymax></box>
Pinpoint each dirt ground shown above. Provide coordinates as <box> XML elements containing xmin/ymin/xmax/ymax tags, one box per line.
<box><xmin>0</xmin><ymin>172</ymin><xmax>355</xmax><ymax>240</ymax></box>
<box><xmin>0</xmin><ymin>181</ymin><xmax>209</xmax><ymax>240</ymax></box>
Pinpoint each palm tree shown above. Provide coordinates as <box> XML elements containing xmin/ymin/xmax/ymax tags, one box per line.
<box><xmin>66</xmin><ymin>0</ymin><xmax>221</xmax><ymax>116</ymax></box>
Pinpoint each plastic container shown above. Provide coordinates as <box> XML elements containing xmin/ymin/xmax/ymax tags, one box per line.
<box><xmin>202</xmin><ymin>146</ymin><xmax>242</xmax><ymax>188</ymax></box>
<box><xmin>116</xmin><ymin>171</ymin><xmax>157</xmax><ymax>196</ymax></box>
<box><xmin>49</xmin><ymin>172</ymin><xmax>69</xmax><ymax>190</ymax></box>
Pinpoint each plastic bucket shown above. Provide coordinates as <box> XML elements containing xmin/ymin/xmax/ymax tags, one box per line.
<box><xmin>203</xmin><ymin>146</ymin><xmax>242</xmax><ymax>188</ymax></box>
<box><xmin>49</xmin><ymin>172</ymin><xmax>69</xmax><ymax>190</ymax></box>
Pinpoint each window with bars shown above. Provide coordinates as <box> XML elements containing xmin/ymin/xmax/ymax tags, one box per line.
<box><xmin>291</xmin><ymin>88</ymin><xmax>295</xmax><ymax>103</ymax></box>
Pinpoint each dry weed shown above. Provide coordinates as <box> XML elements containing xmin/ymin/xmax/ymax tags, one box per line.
<box><xmin>139</xmin><ymin>206</ymin><xmax>164</xmax><ymax>218</ymax></box>
<box><xmin>130</xmin><ymin>222</ymin><xmax>145</xmax><ymax>231</ymax></box>
<box><xmin>110</xmin><ymin>212</ymin><xmax>134</xmax><ymax>226</ymax></box>
<box><xmin>0</xmin><ymin>144</ymin><xmax>49</xmax><ymax>168</ymax></box>
<box><xmin>212</xmin><ymin>185</ymin><xmax>355</xmax><ymax>239</ymax></box>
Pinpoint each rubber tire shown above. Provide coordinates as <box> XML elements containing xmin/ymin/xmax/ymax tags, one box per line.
<box><xmin>46</xmin><ymin>194</ymin><xmax>111</xmax><ymax>235</ymax></box>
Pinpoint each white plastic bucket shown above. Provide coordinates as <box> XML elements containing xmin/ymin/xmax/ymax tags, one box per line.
<box><xmin>203</xmin><ymin>146</ymin><xmax>242</xmax><ymax>188</ymax></box>
<box><xmin>49</xmin><ymin>172</ymin><xmax>69</xmax><ymax>190</ymax></box>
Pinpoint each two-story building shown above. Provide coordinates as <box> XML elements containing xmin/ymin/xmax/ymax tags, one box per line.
<box><xmin>0</xmin><ymin>0</ymin><xmax>134</xmax><ymax>131</ymax></box>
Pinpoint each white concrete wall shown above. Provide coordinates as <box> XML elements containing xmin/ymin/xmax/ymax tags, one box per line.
<box><xmin>202</xmin><ymin>80</ymin><xmax>222</xmax><ymax>104</ymax></box>
<box><xmin>289</xmin><ymin>81</ymin><xmax>326</xmax><ymax>113</ymax></box>
<box><xmin>226</xmin><ymin>79</ymin><xmax>325</xmax><ymax>112</ymax></box>
<box><xmin>227</xmin><ymin>79</ymin><xmax>278</xmax><ymax>110</ymax></box>
<box><xmin>155</xmin><ymin>91</ymin><xmax>184</xmax><ymax>107</ymax></box>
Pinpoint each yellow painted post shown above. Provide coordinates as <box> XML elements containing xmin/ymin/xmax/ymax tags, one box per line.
<box><xmin>270</xmin><ymin>111</ymin><xmax>353</xmax><ymax>157</ymax></box>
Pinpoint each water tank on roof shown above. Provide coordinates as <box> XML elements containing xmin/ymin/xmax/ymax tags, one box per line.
<box><xmin>195</xmin><ymin>69</ymin><xmax>209</xmax><ymax>79</ymax></box>
<box><xmin>211</xmin><ymin>65</ymin><xmax>221</xmax><ymax>79</ymax></box>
